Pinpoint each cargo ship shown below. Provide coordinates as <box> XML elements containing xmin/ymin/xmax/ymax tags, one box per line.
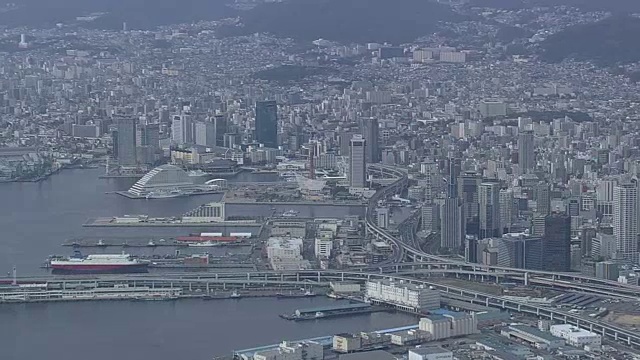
<box><xmin>49</xmin><ymin>252</ymin><xmax>149</xmax><ymax>274</ymax></box>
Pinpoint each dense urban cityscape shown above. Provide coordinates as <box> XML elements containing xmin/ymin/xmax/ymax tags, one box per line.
<box><xmin>1</xmin><ymin>0</ymin><xmax>640</xmax><ymax>359</ymax></box>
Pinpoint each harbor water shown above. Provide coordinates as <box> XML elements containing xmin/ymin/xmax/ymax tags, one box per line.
<box><xmin>0</xmin><ymin>169</ymin><xmax>385</xmax><ymax>360</ymax></box>
<box><xmin>0</xmin><ymin>297</ymin><xmax>418</xmax><ymax>360</ymax></box>
<box><xmin>0</xmin><ymin>168</ymin><xmax>364</xmax><ymax>276</ymax></box>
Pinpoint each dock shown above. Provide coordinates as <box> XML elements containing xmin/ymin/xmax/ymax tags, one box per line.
<box><xmin>279</xmin><ymin>302</ymin><xmax>388</xmax><ymax>321</ymax></box>
<box><xmin>83</xmin><ymin>217</ymin><xmax>262</xmax><ymax>228</ymax></box>
<box><xmin>62</xmin><ymin>236</ymin><xmax>251</xmax><ymax>248</ymax></box>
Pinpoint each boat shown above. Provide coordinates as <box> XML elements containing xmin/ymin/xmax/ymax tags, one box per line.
<box><xmin>133</xmin><ymin>295</ymin><xmax>178</xmax><ymax>301</ymax></box>
<box><xmin>230</xmin><ymin>291</ymin><xmax>242</xmax><ymax>299</ymax></box>
<box><xmin>145</xmin><ymin>189</ymin><xmax>189</xmax><ymax>199</ymax></box>
<box><xmin>50</xmin><ymin>251</ymin><xmax>149</xmax><ymax>274</ymax></box>
<box><xmin>97</xmin><ymin>239</ymin><xmax>106</xmax><ymax>247</ymax></box>
<box><xmin>147</xmin><ymin>240</ymin><xmax>156</xmax><ymax>247</ymax></box>
<box><xmin>282</xmin><ymin>209</ymin><xmax>299</xmax><ymax>217</ymax></box>
<box><xmin>276</xmin><ymin>290</ymin><xmax>316</xmax><ymax>299</ymax></box>
<box><xmin>187</xmin><ymin>241</ymin><xmax>221</xmax><ymax>247</ymax></box>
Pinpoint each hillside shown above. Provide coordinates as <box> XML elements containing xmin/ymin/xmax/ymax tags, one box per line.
<box><xmin>471</xmin><ymin>0</ymin><xmax>640</xmax><ymax>12</ymax></box>
<box><xmin>540</xmin><ymin>16</ymin><xmax>640</xmax><ymax>66</ymax></box>
<box><xmin>218</xmin><ymin>0</ymin><xmax>463</xmax><ymax>44</ymax></box>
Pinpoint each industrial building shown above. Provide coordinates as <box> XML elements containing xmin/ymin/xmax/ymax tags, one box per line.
<box><xmin>501</xmin><ymin>325</ymin><xmax>565</xmax><ymax>350</ymax></box>
<box><xmin>332</xmin><ymin>333</ymin><xmax>390</xmax><ymax>354</ymax></box>
<box><xmin>252</xmin><ymin>340</ymin><xmax>323</xmax><ymax>360</ymax></box>
<box><xmin>270</xmin><ymin>220</ymin><xmax>307</xmax><ymax>238</ymax></box>
<box><xmin>366</xmin><ymin>280</ymin><xmax>440</xmax><ymax>312</ymax></box>
<box><xmin>549</xmin><ymin>325</ymin><xmax>601</xmax><ymax>349</ymax></box>
<box><xmin>408</xmin><ymin>347</ymin><xmax>453</xmax><ymax>360</ymax></box>
<box><xmin>418</xmin><ymin>311</ymin><xmax>477</xmax><ymax>340</ymax></box>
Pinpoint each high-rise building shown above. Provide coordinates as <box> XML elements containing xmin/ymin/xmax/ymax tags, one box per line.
<box><xmin>349</xmin><ymin>135</ymin><xmax>366</xmax><ymax>188</ymax></box>
<box><xmin>195</xmin><ymin>121</ymin><xmax>216</xmax><ymax>147</ymax></box>
<box><xmin>214</xmin><ymin>114</ymin><xmax>227</xmax><ymax>147</ymax></box>
<box><xmin>458</xmin><ymin>172</ymin><xmax>481</xmax><ymax>234</ymax></box>
<box><xmin>479</xmin><ymin>182</ymin><xmax>501</xmax><ymax>239</ymax></box>
<box><xmin>596</xmin><ymin>178</ymin><xmax>616</xmax><ymax>220</ymax></box>
<box><xmin>495</xmin><ymin>234</ymin><xmax>544</xmax><ymax>270</ymax></box>
<box><xmin>518</xmin><ymin>130</ymin><xmax>535</xmax><ymax>173</ymax></box>
<box><xmin>613</xmin><ymin>183</ymin><xmax>639</xmax><ymax>262</ymax></box>
<box><xmin>171</xmin><ymin>114</ymin><xmax>193</xmax><ymax>145</ymax></box>
<box><xmin>499</xmin><ymin>188</ymin><xmax>514</xmax><ymax>233</ymax></box>
<box><xmin>362</xmin><ymin>117</ymin><xmax>380</xmax><ymax>163</ymax></box>
<box><xmin>136</xmin><ymin>124</ymin><xmax>160</xmax><ymax>165</ymax></box>
<box><xmin>115</xmin><ymin>116</ymin><xmax>137</xmax><ymax>166</ymax></box>
<box><xmin>543</xmin><ymin>213</ymin><xmax>571</xmax><ymax>271</ymax></box>
<box><xmin>440</xmin><ymin>160</ymin><xmax>464</xmax><ymax>249</ymax></box>
<box><xmin>533</xmin><ymin>182</ymin><xmax>551</xmax><ymax>215</ymax></box>
<box><xmin>255</xmin><ymin>101</ymin><xmax>278</xmax><ymax>148</ymax></box>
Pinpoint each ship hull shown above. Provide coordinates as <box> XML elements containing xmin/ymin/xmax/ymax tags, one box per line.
<box><xmin>51</xmin><ymin>264</ymin><xmax>148</xmax><ymax>274</ymax></box>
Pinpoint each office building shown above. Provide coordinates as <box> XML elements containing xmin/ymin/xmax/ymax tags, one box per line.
<box><xmin>255</xmin><ymin>100</ymin><xmax>278</xmax><ymax>148</ymax></box>
<box><xmin>314</xmin><ymin>238</ymin><xmax>333</xmax><ymax>258</ymax></box>
<box><xmin>366</xmin><ymin>280</ymin><xmax>440</xmax><ymax>312</ymax></box>
<box><xmin>534</xmin><ymin>182</ymin><xmax>551</xmax><ymax>216</ymax></box>
<box><xmin>499</xmin><ymin>188</ymin><xmax>513</xmax><ymax>233</ymax></box>
<box><xmin>543</xmin><ymin>213</ymin><xmax>571</xmax><ymax>271</ymax></box>
<box><xmin>116</xmin><ymin>116</ymin><xmax>137</xmax><ymax>167</ymax></box>
<box><xmin>362</xmin><ymin>117</ymin><xmax>380</xmax><ymax>163</ymax></box>
<box><xmin>171</xmin><ymin>114</ymin><xmax>193</xmax><ymax>145</ymax></box>
<box><xmin>376</xmin><ymin>207</ymin><xmax>389</xmax><ymax>229</ymax></box>
<box><xmin>518</xmin><ymin>130</ymin><xmax>535</xmax><ymax>173</ymax></box>
<box><xmin>213</xmin><ymin>114</ymin><xmax>227</xmax><ymax>147</ymax></box>
<box><xmin>458</xmin><ymin>172</ymin><xmax>481</xmax><ymax>233</ymax></box>
<box><xmin>595</xmin><ymin>261</ymin><xmax>620</xmax><ymax>280</ymax></box>
<box><xmin>349</xmin><ymin>135</ymin><xmax>367</xmax><ymax>188</ymax></box>
<box><xmin>440</xmin><ymin>198</ymin><xmax>464</xmax><ymax>249</ymax></box>
<box><xmin>422</xmin><ymin>202</ymin><xmax>439</xmax><ymax>233</ymax></box>
<box><xmin>479</xmin><ymin>182</ymin><xmax>501</xmax><ymax>239</ymax></box>
<box><xmin>195</xmin><ymin>121</ymin><xmax>216</xmax><ymax>147</ymax></box>
<box><xmin>440</xmin><ymin>160</ymin><xmax>464</xmax><ymax>249</ymax></box>
<box><xmin>613</xmin><ymin>183</ymin><xmax>638</xmax><ymax>262</ymax></box>
<box><xmin>479</xmin><ymin>100</ymin><xmax>507</xmax><ymax>117</ymax></box>
<box><xmin>495</xmin><ymin>233</ymin><xmax>543</xmax><ymax>270</ymax></box>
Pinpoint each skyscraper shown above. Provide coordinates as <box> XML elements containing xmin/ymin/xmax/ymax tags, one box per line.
<box><xmin>543</xmin><ymin>213</ymin><xmax>571</xmax><ymax>271</ymax></box>
<box><xmin>349</xmin><ymin>135</ymin><xmax>366</xmax><ymax>188</ymax></box>
<box><xmin>518</xmin><ymin>130</ymin><xmax>535</xmax><ymax>173</ymax></box>
<box><xmin>255</xmin><ymin>101</ymin><xmax>278</xmax><ymax>148</ymax></box>
<box><xmin>440</xmin><ymin>160</ymin><xmax>464</xmax><ymax>249</ymax></box>
<box><xmin>479</xmin><ymin>182</ymin><xmax>501</xmax><ymax>239</ymax></box>
<box><xmin>214</xmin><ymin>114</ymin><xmax>227</xmax><ymax>147</ymax></box>
<box><xmin>458</xmin><ymin>171</ymin><xmax>481</xmax><ymax>235</ymax></box>
<box><xmin>362</xmin><ymin>117</ymin><xmax>380</xmax><ymax>163</ymax></box>
<box><xmin>613</xmin><ymin>183</ymin><xmax>638</xmax><ymax>262</ymax></box>
<box><xmin>115</xmin><ymin>116</ymin><xmax>137</xmax><ymax>167</ymax></box>
<box><xmin>499</xmin><ymin>188</ymin><xmax>514</xmax><ymax>233</ymax></box>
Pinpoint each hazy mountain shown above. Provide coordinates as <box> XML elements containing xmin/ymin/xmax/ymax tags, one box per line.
<box><xmin>218</xmin><ymin>0</ymin><xmax>463</xmax><ymax>44</ymax></box>
<box><xmin>0</xmin><ymin>0</ymin><xmax>235</xmax><ymax>29</ymax></box>
<box><xmin>471</xmin><ymin>0</ymin><xmax>640</xmax><ymax>12</ymax></box>
<box><xmin>540</xmin><ymin>16</ymin><xmax>640</xmax><ymax>66</ymax></box>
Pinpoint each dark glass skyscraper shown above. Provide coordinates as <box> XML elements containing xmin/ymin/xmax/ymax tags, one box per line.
<box><xmin>543</xmin><ymin>213</ymin><xmax>571</xmax><ymax>271</ymax></box>
<box><xmin>255</xmin><ymin>101</ymin><xmax>278</xmax><ymax>148</ymax></box>
<box><xmin>362</xmin><ymin>117</ymin><xmax>380</xmax><ymax>163</ymax></box>
<box><xmin>115</xmin><ymin>116</ymin><xmax>137</xmax><ymax>166</ymax></box>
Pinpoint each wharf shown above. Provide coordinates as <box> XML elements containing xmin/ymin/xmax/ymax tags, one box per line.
<box><xmin>83</xmin><ymin>217</ymin><xmax>262</xmax><ymax>228</ymax></box>
<box><xmin>279</xmin><ymin>302</ymin><xmax>389</xmax><ymax>321</ymax></box>
<box><xmin>63</xmin><ymin>237</ymin><xmax>250</xmax><ymax>248</ymax></box>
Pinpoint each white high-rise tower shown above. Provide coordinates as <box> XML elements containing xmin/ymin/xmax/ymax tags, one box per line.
<box><xmin>613</xmin><ymin>183</ymin><xmax>638</xmax><ymax>262</ymax></box>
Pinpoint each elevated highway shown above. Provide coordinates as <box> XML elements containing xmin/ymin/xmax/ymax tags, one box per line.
<box><xmin>364</xmin><ymin>164</ymin><xmax>640</xmax><ymax>300</ymax></box>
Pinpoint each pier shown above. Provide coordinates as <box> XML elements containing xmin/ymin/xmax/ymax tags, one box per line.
<box><xmin>279</xmin><ymin>302</ymin><xmax>389</xmax><ymax>321</ymax></box>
